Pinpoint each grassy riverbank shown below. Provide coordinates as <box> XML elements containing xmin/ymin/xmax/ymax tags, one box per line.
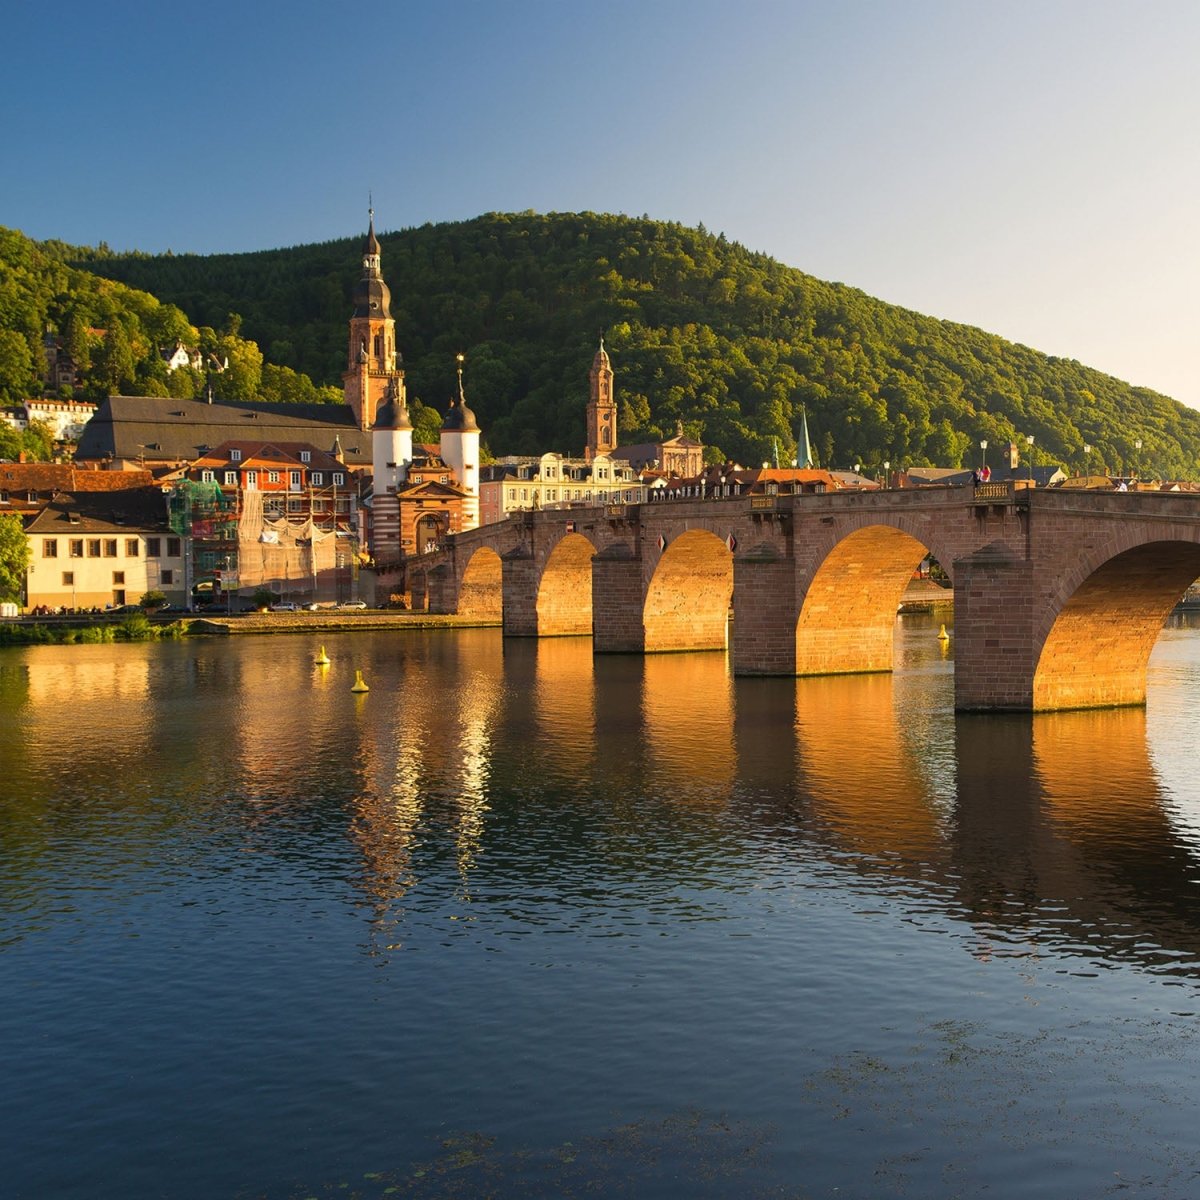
<box><xmin>0</xmin><ymin>610</ymin><xmax>501</xmax><ymax>645</ymax></box>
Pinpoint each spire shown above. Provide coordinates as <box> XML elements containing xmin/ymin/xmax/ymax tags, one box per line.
<box><xmin>441</xmin><ymin>353</ymin><xmax>479</xmax><ymax>432</ymax></box>
<box><xmin>795</xmin><ymin>405</ymin><xmax>815</xmax><ymax>468</ymax></box>
<box><xmin>364</xmin><ymin>200</ymin><xmax>380</xmax><ymax>258</ymax></box>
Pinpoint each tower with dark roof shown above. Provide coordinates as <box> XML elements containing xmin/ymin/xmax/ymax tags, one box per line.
<box><xmin>343</xmin><ymin>207</ymin><xmax>403</xmax><ymax>432</ymax></box>
<box><xmin>585</xmin><ymin>335</ymin><xmax>615</xmax><ymax>461</ymax></box>
<box><xmin>439</xmin><ymin>354</ymin><xmax>481</xmax><ymax>530</ymax></box>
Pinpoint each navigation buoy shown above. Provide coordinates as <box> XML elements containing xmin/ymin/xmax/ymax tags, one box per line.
<box><xmin>937</xmin><ymin>624</ymin><xmax>950</xmax><ymax>641</ymax></box>
<box><xmin>314</xmin><ymin>645</ymin><xmax>330</xmax><ymax>665</ymax></box>
<box><xmin>351</xmin><ymin>669</ymin><xmax>370</xmax><ymax>693</ymax></box>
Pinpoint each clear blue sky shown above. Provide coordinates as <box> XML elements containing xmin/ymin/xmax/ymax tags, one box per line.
<box><xmin>4</xmin><ymin>0</ymin><xmax>1197</xmax><ymax>407</ymax></box>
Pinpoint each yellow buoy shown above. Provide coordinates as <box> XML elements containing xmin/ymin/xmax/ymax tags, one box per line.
<box><xmin>937</xmin><ymin>624</ymin><xmax>950</xmax><ymax>641</ymax></box>
<box><xmin>314</xmin><ymin>645</ymin><xmax>330</xmax><ymax>665</ymax></box>
<box><xmin>351</xmin><ymin>669</ymin><xmax>370</xmax><ymax>693</ymax></box>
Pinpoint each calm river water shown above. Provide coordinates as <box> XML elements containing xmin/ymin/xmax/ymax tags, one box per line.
<box><xmin>5</xmin><ymin>614</ymin><xmax>1200</xmax><ymax>1198</ymax></box>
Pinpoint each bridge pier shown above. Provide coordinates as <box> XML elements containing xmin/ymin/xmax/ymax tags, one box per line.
<box><xmin>501</xmin><ymin>549</ymin><xmax>539</xmax><ymax>637</ymax></box>
<box><xmin>426</xmin><ymin>564</ymin><xmax>455</xmax><ymax>615</ymax></box>
<box><xmin>592</xmin><ymin>547</ymin><xmax>645</xmax><ymax>653</ymax></box>
<box><xmin>731</xmin><ymin>546</ymin><xmax>798</xmax><ymax>675</ymax></box>
<box><xmin>953</xmin><ymin>545</ymin><xmax>1037</xmax><ymax>711</ymax></box>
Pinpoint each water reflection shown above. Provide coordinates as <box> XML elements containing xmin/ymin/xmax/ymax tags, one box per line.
<box><xmin>6</xmin><ymin>625</ymin><xmax>1200</xmax><ymax>987</ymax></box>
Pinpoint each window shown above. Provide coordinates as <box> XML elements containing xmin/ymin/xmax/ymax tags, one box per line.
<box><xmin>103</xmin><ymin>539</ymin><xmax>117</xmax><ymax>557</ymax></box>
<box><xmin>335</xmin><ymin>497</ymin><xmax>350</xmax><ymax>513</ymax></box>
<box><xmin>268</xmin><ymin>471</ymin><xmax>280</xmax><ymax>484</ymax></box>
<box><xmin>224</xmin><ymin>471</ymin><xmax>237</xmax><ymax>486</ymax></box>
<box><xmin>69</xmin><ymin>539</ymin><xmax>83</xmax><ymax>557</ymax></box>
<box><xmin>230</xmin><ymin>448</ymin><xmax>242</xmax><ymax>462</ymax></box>
<box><xmin>62</xmin><ymin>571</ymin><xmax>74</xmax><ymax>586</ymax></box>
<box><xmin>300</xmin><ymin>451</ymin><xmax>311</xmax><ymax>463</ymax></box>
<box><xmin>145</xmin><ymin>537</ymin><xmax>161</xmax><ymax>556</ymax></box>
<box><xmin>440</xmin><ymin>475</ymin><xmax>448</xmax><ymax>484</ymax></box>
<box><xmin>167</xmin><ymin>538</ymin><xmax>181</xmax><ymax>557</ymax></box>
<box><xmin>161</xmin><ymin>570</ymin><xmax>174</xmax><ymax>585</ymax></box>
<box><xmin>287</xmin><ymin>498</ymin><xmax>302</xmax><ymax>513</ymax></box>
<box><xmin>310</xmin><ymin>472</ymin><xmax>323</xmax><ymax>486</ymax></box>
<box><xmin>87</xmin><ymin>539</ymin><xmax>101</xmax><ymax>557</ymax></box>
<box><xmin>42</xmin><ymin>539</ymin><xmax>58</xmax><ymax>558</ymax></box>
<box><xmin>26</xmin><ymin>491</ymin><xmax>37</xmax><ymax>502</ymax></box>
<box><xmin>246</xmin><ymin>471</ymin><xmax>258</xmax><ymax>488</ymax></box>
<box><xmin>507</xmin><ymin>488</ymin><xmax>516</xmax><ymax>502</ymax></box>
<box><xmin>333</xmin><ymin>472</ymin><xmax>345</xmax><ymax>486</ymax></box>
<box><xmin>201</xmin><ymin>469</ymin><xmax>214</xmax><ymax>483</ymax></box>
<box><xmin>289</xmin><ymin>471</ymin><xmax>301</xmax><ymax>489</ymax></box>
<box><xmin>113</xmin><ymin>571</ymin><xmax>125</xmax><ymax>585</ymax></box>
<box><xmin>126</xmin><ymin>538</ymin><xmax>139</xmax><ymax>557</ymax></box>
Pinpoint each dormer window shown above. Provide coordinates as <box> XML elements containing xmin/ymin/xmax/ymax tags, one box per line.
<box><xmin>300</xmin><ymin>451</ymin><xmax>311</xmax><ymax>463</ymax></box>
<box><xmin>230</xmin><ymin>448</ymin><xmax>242</xmax><ymax>462</ymax></box>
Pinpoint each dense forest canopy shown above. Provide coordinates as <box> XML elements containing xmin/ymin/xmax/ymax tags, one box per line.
<box><xmin>3</xmin><ymin>213</ymin><xmax>1196</xmax><ymax>477</ymax></box>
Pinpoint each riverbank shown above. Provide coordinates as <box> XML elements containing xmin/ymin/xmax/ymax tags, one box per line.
<box><xmin>0</xmin><ymin>610</ymin><xmax>502</xmax><ymax>645</ymax></box>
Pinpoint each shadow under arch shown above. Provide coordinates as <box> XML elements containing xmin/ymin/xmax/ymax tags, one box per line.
<box><xmin>644</xmin><ymin>528</ymin><xmax>732</xmax><ymax>652</ymax></box>
<box><xmin>796</xmin><ymin>524</ymin><xmax>930</xmax><ymax>675</ymax></box>
<box><xmin>1033</xmin><ymin>541</ymin><xmax>1200</xmax><ymax>710</ymax></box>
<box><xmin>537</xmin><ymin>532</ymin><xmax>597</xmax><ymax>636</ymax></box>
<box><xmin>459</xmin><ymin>546</ymin><xmax>503</xmax><ymax>619</ymax></box>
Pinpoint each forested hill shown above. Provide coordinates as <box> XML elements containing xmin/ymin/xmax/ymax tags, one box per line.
<box><xmin>29</xmin><ymin>213</ymin><xmax>1200</xmax><ymax>474</ymax></box>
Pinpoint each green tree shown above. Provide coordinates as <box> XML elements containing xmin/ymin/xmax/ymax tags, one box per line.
<box><xmin>0</xmin><ymin>329</ymin><xmax>34</xmax><ymax>401</ymax></box>
<box><xmin>0</xmin><ymin>513</ymin><xmax>29</xmax><ymax>603</ymax></box>
<box><xmin>95</xmin><ymin>321</ymin><xmax>136</xmax><ymax>394</ymax></box>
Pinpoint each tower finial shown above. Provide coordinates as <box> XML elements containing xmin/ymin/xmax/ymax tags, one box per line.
<box><xmin>456</xmin><ymin>352</ymin><xmax>466</xmax><ymax>403</ymax></box>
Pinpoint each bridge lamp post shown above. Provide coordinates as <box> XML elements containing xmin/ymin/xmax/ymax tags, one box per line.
<box><xmin>1134</xmin><ymin>438</ymin><xmax>1142</xmax><ymax>479</ymax></box>
<box><xmin>979</xmin><ymin>439</ymin><xmax>988</xmax><ymax>471</ymax></box>
<box><xmin>1083</xmin><ymin>443</ymin><xmax>1091</xmax><ymax>478</ymax></box>
<box><xmin>1025</xmin><ymin>435</ymin><xmax>1034</xmax><ymax>482</ymax></box>
<box><xmin>884</xmin><ymin>460</ymin><xmax>891</xmax><ymax>488</ymax></box>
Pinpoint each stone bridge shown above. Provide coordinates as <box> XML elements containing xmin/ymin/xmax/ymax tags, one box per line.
<box><xmin>391</xmin><ymin>482</ymin><xmax>1200</xmax><ymax>712</ymax></box>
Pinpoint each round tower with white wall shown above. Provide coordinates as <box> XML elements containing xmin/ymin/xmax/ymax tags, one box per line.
<box><xmin>440</xmin><ymin>353</ymin><xmax>481</xmax><ymax>530</ymax></box>
<box><xmin>372</xmin><ymin>376</ymin><xmax>413</xmax><ymax>492</ymax></box>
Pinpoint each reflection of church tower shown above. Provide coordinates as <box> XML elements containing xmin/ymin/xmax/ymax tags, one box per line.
<box><xmin>585</xmin><ymin>336</ymin><xmax>615</xmax><ymax>461</ymax></box>
<box><xmin>343</xmin><ymin>207</ymin><xmax>403</xmax><ymax>432</ymax></box>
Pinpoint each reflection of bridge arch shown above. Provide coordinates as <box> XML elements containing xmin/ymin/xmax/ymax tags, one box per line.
<box><xmin>645</xmin><ymin>528</ymin><xmax>732</xmax><ymax>652</ymax></box>
<box><xmin>458</xmin><ymin>546</ymin><xmax>503</xmax><ymax>620</ymax></box>
<box><xmin>1033</xmin><ymin>540</ymin><xmax>1200</xmax><ymax>710</ymax></box>
<box><xmin>537</xmin><ymin>532</ymin><xmax>597</xmax><ymax>636</ymax></box>
<box><xmin>796</xmin><ymin>524</ymin><xmax>934</xmax><ymax>675</ymax></box>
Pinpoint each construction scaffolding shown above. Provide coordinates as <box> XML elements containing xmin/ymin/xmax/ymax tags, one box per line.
<box><xmin>236</xmin><ymin>488</ymin><xmax>338</xmax><ymax>599</ymax></box>
<box><xmin>170</xmin><ymin>481</ymin><xmax>347</xmax><ymax>604</ymax></box>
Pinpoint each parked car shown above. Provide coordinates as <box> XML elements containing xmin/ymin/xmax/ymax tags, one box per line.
<box><xmin>337</xmin><ymin>600</ymin><xmax>367</xmax><ymax>609</ymax></box>
<box><xmin>270</xmin><ymin>602</ymin><xmax>298</xmax><ymax>612</ymax></box>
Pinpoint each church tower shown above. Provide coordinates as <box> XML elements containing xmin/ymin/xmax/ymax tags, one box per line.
<box><xmin>585</xmin><ymin>336</ymin><xmax>615</xmax><ymax>460</ymax></box>
<box><xmin>343</xmin><ymin>207</ymin><xmax>403</xmax><ymax>432</ymax></box>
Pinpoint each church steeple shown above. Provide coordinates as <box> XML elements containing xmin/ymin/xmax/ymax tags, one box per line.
<box><xmin>343</xmin><ymin>204</ymin><xmax>402</xmax><ymax>431</ymax></box>
<box><xmin>586</xmin><ymin>334</ymin><xmax>615</xmax><ymax>460</ymax></box>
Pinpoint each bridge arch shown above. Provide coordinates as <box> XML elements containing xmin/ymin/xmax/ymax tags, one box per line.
<box><xmin>644</xmin><ymin>528</ymin><xmax>733</xmax><ymax>652</ymax></box>
<box><xmin>796</xmin><ymin>523</ymin><xmax>933</xmax><ymax>675</ymax></box>
<box><xmin>536</xmin><ymin>532</ymin><xmax>597</xmax><ymax>636</ymax></box>
<box><xmin>458</xmin><ymin>546</ymin><xmax>503</xmax><ymax>619</ymax></box>
<box><xmin>1032</xmin><ymin>539</ymin><xmax>1200</xmax><ymax>710</ymax></box>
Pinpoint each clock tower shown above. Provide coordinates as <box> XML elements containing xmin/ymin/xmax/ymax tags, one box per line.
<box><xmin>343</xmin><ymin>207</ymin><xmax>402</xmax><ymax>432</ymax></box>
<box><xmin>585</xmin><ymin>336</ymin><xmax>615</xmax><ymax>461</ymax></box>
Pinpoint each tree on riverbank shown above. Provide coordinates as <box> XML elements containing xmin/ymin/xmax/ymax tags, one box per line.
<box><xmin>0</xmin><ymin>513</ymin><xmax>29</xmax><ymax>602</ymax></box>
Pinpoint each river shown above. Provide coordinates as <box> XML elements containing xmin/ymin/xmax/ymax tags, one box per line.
<box><xmin>4</xmin><ymin>613</ymin><xmax>1200</xmax><ymax>1198</ymax></box>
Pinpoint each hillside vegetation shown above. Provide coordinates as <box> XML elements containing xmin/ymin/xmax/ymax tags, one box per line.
<box><xmin>4</xmin><ymin>213</ymin><xmax>1196</xmax><ymax>476</ymax></box>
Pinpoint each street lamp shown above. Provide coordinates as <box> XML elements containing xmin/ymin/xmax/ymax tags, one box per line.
<box><xmin>1025</xmin><ymin>435</ymin><xmax>1034</xmax><ymax>483</ymax></box>
<box><xmin>1083</xmin><ymin>443</ymin><xmax>1091</xmax><ymax>477</ymax></box>
<box><xmin>979</xmin><ymin>439</ymin><xmax>988</xmax><ymax>471</ymax></box>
<box><xmin>1134</xmin><ymin>438</ymin><xmax>1143</xmax><ymax>479</ymax></box>
<box><xmin>884</xmin><ymin>459</ymin><xmax>891</xmax><ymax>487</ymax></box>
